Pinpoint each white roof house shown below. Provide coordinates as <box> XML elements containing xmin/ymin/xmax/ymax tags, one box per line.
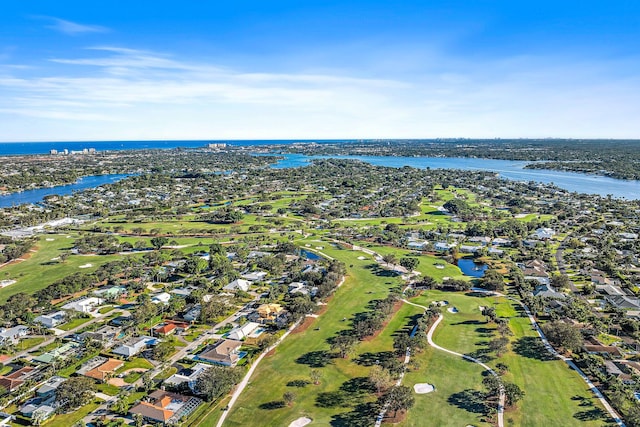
<box><xmin>61</xmin><ymin>297</ymin><xmax>104</xmax><ymax>313</ymax></box>
<box><xmin>34</xmin><ymin>311</ymin><xmax>67</xmax><ymax>328</ymax></box>
<box><xmin>227</xmin><ymin>322</ymin><xmax>261</xmax><ymax>341</ymax></box>
<box><xmin>151</xmin><ymin>292</ymin><xmax>172</xmax><ymax>305</ymax></box>
<box><xmin>0</xmin><ymin>325</ymin><xmax>29</xmax><ymax>344</ymax></box>
<box><xmin>163</xmin><ymin>363</ymin><xmax>211</xmax><ymax>391</ymax></box>
<box><xmin>241</xmin><ymin>271</ymin><xmax>267</xmax><ymax>282</ymax></box>
<box><xmin>223</xmin><ymin>279</ymin><xmax>251</xmax><ymax>292</ymax></box>
<box><xmin>534</xmin><ymin>228</ymin><xmax>556</xmax><ymax>240</ymax></box>
<box><xmin>113</xmin><ymin>336</ymin><xmax>156</xmax><ymax>358</ymax></box>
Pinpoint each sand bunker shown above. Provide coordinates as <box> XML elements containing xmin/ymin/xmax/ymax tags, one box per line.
<box><xmin>45</xmin><ymin>238</ymin><xmax>55</xmax><ymax>241</ymax></box>
<box><xmin>289</xmin><ymin>417</ymin><xmax>312</xmax><ymax>427</ymax></box>
<box><xmin>447</xmin><ymin>307</ymin><xmax>459</xmax><ymax>313</ymax></box>
<box><xmin>79</xmin><ymin>263</ymin><xmax>93</xmax><ymax>269</ymax></box>
<box><xmin>357</xmin><ymin>256</ymin><xmax>366</xmax><ymax>260</ymax></box>
<box><xmin>435</xmin><ymin>264</ymin><xmax>445</xmax><ymax>269</ymax></box>
<box><xmin>414</xmin><ymin>383</ymin><xmax>435</xmax><ymax>394</ymax></box>
<box><xmin>0</xmin><ymin>280</ymin><xmax>16</xmax><ymax>288</ymax></box>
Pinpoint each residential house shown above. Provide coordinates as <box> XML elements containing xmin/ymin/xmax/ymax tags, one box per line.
<box><xmin>163</xmin><ymin>363</ymin><xmax>211</xmax><ymax>391</ymax></box>
<box><xmin>113</xmin><ymin>336</ymin><xmax>157</xmax><ymax>358</ymax></box>
<box><xmin>197</xmin><ymin>339</ymin><xmax>243</xmax><ymax>366</ymax></box>
<box><xmin>241</xmin><ymin>271</ymin><xmax>268</xmax><ymax>282</ymax></box>
<box><xmin>33</xmin><ymin>342</ymin><xmax>79</xmax><ymax>364</ymax></box>
<box><xmin>0</xmin><ymin>325</ymin><xmax>29</xmax><ymax>345</ymax></box>
<box><xmin>152</xmin><ymin>292</ymin><xmax>172</xmax><ymax>305</ymax></box>
<box><xmin>0</xmin><ymin>366</ymin><xmax>37</xmax><ymax>392</ymax></box>
<box><xmin>227</xmin><ymin>322</ymin><xmax>262</xmax><ymax>341</ymax></box>
<box><xmin>224</xmin><ymin>279</ymin><xmax>251</xmax><ymax>292</ymax></box>
<box><xmin>534</xmin><ymin>228</ymin><xmax>556</xmax><ymax>240</ymax></box>
<box><xmin>153</xmin><ymin>323</ymin><xmax>177</xmax><ymax>336</ymax></box>
<box><xmin>249</xmin><ymin>303</ymin><xmax>288</xmax><ymax>326</ymax></box>
<box><xmin>78</xmin><ymin>357</ymin><xmax>124</xmax><ymax>382</ymax></box>
<box><xmin>61</xmin><ymin>297</ymin><xmax>104</xmax><ymax>313</ymax></box>
<box><xmin>36</xmin><ymin>376</ymin><xmax>65</xmax><ymax>398</ymax></box>
<box><xmin>34</xmin><ymin>311</ymin><xmax>67</xmax><ymax>328</ymax></box>
<box><xmin>78</xmin><ymin>325</ymin><xmax>121</xmax><ymax>348</ymax></box>
<box><xmin>583</xmin><ymin>344</ymin><xmax>623</xmax><ymax>358</ymax></box>
<box><xmin>129</xmin><ymin>390</ymin><xmax>202</xmax><ymax>425</ymax></box>
<box><xmin>183</xmin><ymin>305</ymin><xmax>201</xmax><ymax>322</ymax></box>
<box><xmin>532</xmin><ymin>284</ymin><xmax>566</xmax><ymax>299</ymax></box>
<box><xmin>605</xmin><ymin>295</ymin><xmax>640</xmax><ymax>310</ymax></box>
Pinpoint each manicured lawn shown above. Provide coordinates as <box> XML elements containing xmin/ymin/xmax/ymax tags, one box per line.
<box><xmin>15</xmin><ymin>336</ymin><xmax>45</xmax><ymax>351</ymax></box>
<box><xmin>57</xmin><ymin>316</ymin><xmax>92</xmax><ymax>331</ymax></box>
<box><xmin>0</xmin><ymin>234</ymin><xmax>123</xmax><ymax>302</ymax></box>
<box><xmin>223</xmin><ymin>241</ymin><xmax>404</xmax><ymax>426</ymax></box>
<box><xmin>155</xmin><ymin>366</ymin><xmax>178</xmax><ymax>380</ymax></box>
<box><xmin>95</xmin><ymin>382</ymin><xmax>121</xmax><ymax>396</ymax></box>
<box><xmin>402</xmin><ymin>291</ymin><xmax>611</xmax><ymax>427</ymax></box>
<box><xmin>45</xmin><ymin>400</ymin><xmax>101</xmax><ymax>427</ymax></box>
<box><xmin>117</xmin><ymin>357</ymin><xmax>154</xmax><ymax>373</ymax></box>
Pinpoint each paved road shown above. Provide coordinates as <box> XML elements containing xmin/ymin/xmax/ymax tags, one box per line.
<box><xmin>403</xmin><ymin>299</ymin><xmax>505</xmax><ymax>427</ymax></box>
<box><xmin>555</xmin><ymin>235</ymin><xmax>580</xmax><ymax>293</ymax></box>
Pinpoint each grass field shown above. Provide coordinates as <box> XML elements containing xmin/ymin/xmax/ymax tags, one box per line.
<box><xmin>0</xmin><ymin>234</ymin><xmax>123</xmax><ymax>302</ymax></box>
<box><xmin>400</xmin><ymin>291</ymin><xmax>613</xmax><ymax>427</ymax></box>
<box><xmin>223</xmin><ymin>242</ymin><xmax>404</xmax><ymax>426</ymax></box>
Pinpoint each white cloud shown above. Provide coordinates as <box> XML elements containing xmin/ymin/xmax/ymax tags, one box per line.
<box><xmin>38</xmin><ymin>17</ymin><xmax>109</xmax><ymax>35</ymax></box>
<box><xmin>0</xmin><ymin>47</ymin><xmax>639</xmax><ymax>140</ymax></box>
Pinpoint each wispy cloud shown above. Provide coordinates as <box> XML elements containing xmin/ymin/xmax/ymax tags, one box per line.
<box><xmin>35</xmin><ymin>16</ymin><xmax>109</xmax><ymax>35</ymax></box>
<box><xmin>1</xmin><ymin>46</ymin><xmax>639</xmax><ymax>140</ymax></box>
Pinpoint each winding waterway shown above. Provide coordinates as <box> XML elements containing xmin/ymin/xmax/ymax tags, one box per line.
<box><xmin>0</xmin><ymin>174</ymin><xmax>130</xmax><ymax>208</ymax></box>
<box><xmin>269</xmin><ymin>153</ymin><xmax>640</xmax><ymax>199</ymax></box>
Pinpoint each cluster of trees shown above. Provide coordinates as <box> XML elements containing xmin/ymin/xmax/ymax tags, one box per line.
<box><xmin>0</xmin><ymin>237</ymin><xmax>34</xmax><ymax>264</ymax></box>
<box><xmin>202</xmin><ymin>208</ymin><xmax>244</xmax><ymax>224</ymax></box>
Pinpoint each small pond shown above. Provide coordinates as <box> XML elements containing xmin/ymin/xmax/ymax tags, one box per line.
<box><xmin>457</xmin><ymin>258</ymin><xmax>488</xmax><ymax>278</ymax></box>
<box><xmin>300</xmin><ymin>249</ymin><xmax>322</xmax><ymax>260</ymax></box>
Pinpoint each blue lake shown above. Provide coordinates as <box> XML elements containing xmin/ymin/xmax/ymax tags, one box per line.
<box><xmin>457</xmin><ymin>258</ymin><xmax>488</xmax><ymax>278</ymax></box>
<box><xmin>300</xmin><ymin>249</ymin><xmax>322</xmax><ymax>260</ymax></box>
<box><xmin>268</xmin><ymin>153</ymin><xmax>640</xmax><ymax>199</ymax></box>
<box><xmin>0</xmin><ymin>174</ymin><xmax>131</xmax><ymax>208</ymax></box>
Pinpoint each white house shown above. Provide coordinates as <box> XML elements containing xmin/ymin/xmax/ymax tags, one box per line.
<box><xmin>163</xmin><ymin>363</ymin><xmax>211</xmax><ymax>391</ymax></box>
<box><xmin>224</xmin><ymin>279</ymin><xmax>251</xmax><ymax>292</ymax></box>
<box><xmin>227</xmin><ymin>322</ymin><xmax>261</xmax><ymax>341</ymax></box>
<box><xmin>61</xmin><ymin>297</ymin><xmax>104</xmax><ymax>313</ymax></box>
<box><xmin>113</xmin><ymin>336</ymin><xmax>156</xmax><ymax>358</ymax></box>
<box><xmin>241</xmin><ymin>271</ymin><xmax>268</xmax><ymax>282</ymax></box>
<box><xmin>534</xmin><ymin>228</ymin><xmax>556</xmax><ymax>240</ymax></box>
<box><xmin>434</xmin><ymin>242</ymin><xmax>453</xmax><ymax>251</ymax></box>
<box><xmin>0</xmin><ymin>325</ymin><xmax>29</xmax><ymax>344</ymax></box>
<box><xmin>34</xmin><ymin>311</ymin><xmax>67</xmax><ymax>328</ymax></box>
<box><xmin>151</xmin><ymin>292</ymin><xmax>171</xmax><ymax>305</ymax></box>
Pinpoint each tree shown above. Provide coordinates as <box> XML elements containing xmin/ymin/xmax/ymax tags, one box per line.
<box><xmin>504</xmin><ymin>382</ymin><xmax>525</xmax><ymax>407</ymax></box>
<box><xmin>141</xmin><ymin>371</ymin><xmax>154</xmax><ymax>392</ymax></box>
<box><xmin>382</xmin><ymin>253</ymin><xmax>398</xmax><ymax>266</ymax></box>
<box><xmin>399</xmin><ymin>257</ymin><xmax>420</xmax><ymax>271</ymax></box>
<box><xmin>283</xmin><ymin>391</ymin><xmax>296</xmax><ymax>407</ymax></box>
<box><xmin>330</xmin><ymin>334</ymin><xmax>357</xmax><ymax>358</ymax></box>
<box><xmin>482</xmin><ymin>269</ymin><xmax>505</xmax><ymax>291</ymax></box>
<box><xmin>541</xmin><ymin>320</ymin><xmax>583</xmax><ymax>352</ymax></box>
<box><xmin>482</xmin><ymin>375</ymin><xmax>501</xmax><ymax>398</ymax></box>
<box><xmin>133</xmin><ymin>413</ymin><xmax>144</xmax><ymax>427</ymax></box>
<box><xmin>310</xmin><ymin>369</ymin><xmax>322</xmax><ymax>385</ymax></box>
<box><xmin>150</xmin><ymin>236</ymin><xmax>168</xmax><ymax>250</ymax></box>
<box><xmin>194</xmin><ymin>366</ymin><xmax>243</xmax><ymax>401</ymax></box>
<box><xmin>369</xmin><ymin>365</ymin><xmax>394</xmax><ymax>394</ymax></box>
<box><xmin>481</xmin><ymin>306</ymin><xmax>497</xmax><ymax>323</ymax></box>
<box><xmin>152</xmin><ymin>341</ymin><xmax>174</xmax><ymax>361</ymax></box>
<box><xmin>488</xmin><ymin>337</ymin><xmax>510</xmax><ymax>357</ymax></box>
<box><xmin>56</xmin><ymin>377</ymin><xmax>95</xmax><ymax>411</ymax></box>
<box><xmin>382</xmin><ymin>385</ymin><xmax>415</xmax><ymax>418</ymax></box>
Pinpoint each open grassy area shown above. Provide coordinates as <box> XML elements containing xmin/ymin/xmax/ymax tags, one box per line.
<box><xmin>45</xmin><ymin>399</ymin><xmax>102</xmax><ymax>427</ymax></box>
<box><xmin>0</xmin><ymin>234</ymin><xmax>123</xmax><ymax>302</ymax></box>
<box><xmin>15</xmin><ymin>336</ymin><xmax>45</xmax><ymax>351</ymax></box>
<box><xmin>57</xmin><ymin>316</ymin><xmax>92</xmax><ymax>331</ymax></box>
<box><xmin>224</xmin><ymin>241</ymin><xmax>404</xmax><ymax>426</ymax></box>
<box><xmin>401</xmin><ymin>291</ymin><xmax>612</xmax><ymax>427</ymax></box>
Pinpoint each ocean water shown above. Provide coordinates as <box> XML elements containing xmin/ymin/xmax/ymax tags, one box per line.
<box><xmin>0</xmin><ymin>140</ymin><xmax>347</xmax><ymax>156</ymax></box>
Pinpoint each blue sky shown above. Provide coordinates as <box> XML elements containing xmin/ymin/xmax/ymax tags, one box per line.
<box><xmin>1</xmin><ymin>1</ymin><xmax>639</xmax><ymax>141</ymax></box>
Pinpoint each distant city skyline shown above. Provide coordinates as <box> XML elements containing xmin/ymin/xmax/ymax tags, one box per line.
<box><xmin>1</xmin><ymin>1</ymin><xmax>639</xmax><ymax>141</ymax></box>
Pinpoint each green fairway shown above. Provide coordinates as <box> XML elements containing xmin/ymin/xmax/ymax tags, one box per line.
<box><xmin>0</xmin><ymin>234</ymin><xmax>122</xmax><ymax>302</ymax></box>
<box><xmin>223</xmin><ymin>241</ymin><xmax>404</xmax><ymax>427</ymax></box>
<box><xmin>402</xmin><ymin>291</ymin><xmax>612</xmax><ymax>427</ymax></box>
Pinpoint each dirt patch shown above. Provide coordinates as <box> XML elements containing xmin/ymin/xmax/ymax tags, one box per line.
<box><xmin>382</xmin><ymin>409</ymin><xmax>407</xmax><ymax>424</ymax></box>
<box><xmin>292</xmin><ymin>316</ymin><xmax>316</xmax><ymax>334</ymax></box>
